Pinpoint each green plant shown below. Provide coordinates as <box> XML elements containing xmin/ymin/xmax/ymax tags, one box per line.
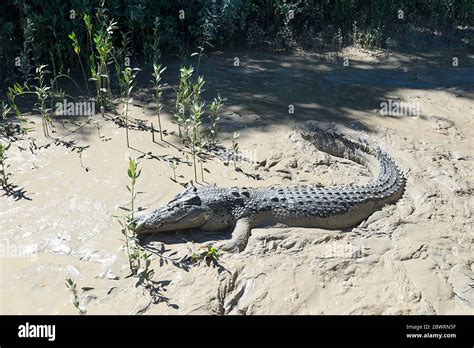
<box><xmin>6</xmin><ymin>83</ymin><xmax>22</xmax><ymax>117</ymax></box>
<box><xmin>184</xmin><ymin>75</ymin><xmax>205</xmax><ymax>144</ymax></box>
<box><xmin>117</xmin><ymin>158</ymin><xmax>156</xmax><ymax>289</ymax></box>
<box><xmin>68</xmin><ymin>32</ymin><xmax>90</xmax><ymax>95</ymax></box>
<box><xmin>191</xmin><ymin>244</ymin><xmax>220</xmax><ymax>267</ymax></box>
<box><xmin>192</xmin><ymin>76</ymin><xmax>205</xmax><ymax>105</ymax></box>
<box><xmin>151</xmin><ymin>63</ymin><xmax>167</xmax><ymax>141</ymax></box>
<box><xmin>18</xmin><ymin>16</ymin><xmax>37</xmax><ymax>86</ymax></box>
<box><xmin>0</xmin><ymin>101</ymin><xmax>9</xmax><ymax>124</ymax></box>
<box><xmin>275</xmin><ymin>1</ymin><xmax>297</xmax><ymax>49</ymax></box>
<box><xmin>33</xmin><ymin>65</ymin><xmax>53</xmax><ymax>137</ymax></box>
<box><xmin>7</xmin><ymin>68</ymin><xmax>82</xmax><ymax>138</ymax></box>
<box><xmin>174</xmin><ymin>66</ymin><xmax>193</xmax><ymax>138</ymax></box>
<box><xmin>121</xmin><ymin>67</ymin><xmax>140</xmax><ymax>147</ymax></box>
<box><xmin>352</xmin><ymin>21</ymin><xmax>382</xmax><ymax>48</ymax></box>
<box><xmin>0</xmin><ymin>1</ymin><xmax>472</xmax><ymax>85</ymax></box>
<box><xmin>0</xmin><ymin>142</ymin><xmax>12</xmax><ymax>188</ymax></box>
<box><xmin>333</xmin><ymin>27</ymin><xmax>344</xmax><ymax>51</ymax></box>
<box><xmin>190</xmin><ymin>101</ymin><xmax>204</xmax><ymax>182</ymax></box>
<box><xmin>83</xmin><ymin>13</ymin><xmax>95</xmax><ymax>74</ymax></box>
<box><xmin>118</xmin><ymin>158</ymin><xmax>141</xmax><ymax>273</ymax></box>
<box><xmin>0</xmin><ymin>101</ymin><xmax>12</xmax><ymax>137</ymax></box>
<box><xmin>127</xmin><ymin>158</ymin><xmax>141</xmax><ymax>217</ymax></box>
<box><xmin>208</xmin><ymin>95</ymin><xmax>225</xmax><ymax>145</ymax></box>
<box><xmin>231</xmin><ymin>132</ymin><xmax>240</xmax><ymax>170</ymax></box>
<box><xmin>90</xmin><ymin>14</ymin><xmax>117</xmax><ymax>108</ymax></box>
<box><xmin>65</xmin><ymin>278</ymin><xmax>86</xmax><ymax>315</ymax></box>
<box><xmin>192</xmin><ymin>14</ymin><xmax>214</xmax><ymax>78</ymax></box>
<box><xmin>111</xmin><ymin>31</ymin><xmax>131</xmax><ymax>98</ymax></box>
<box><xmin>147</xmin><ymin>16</ymin><xmax>162</xmax><ymax>64</ymax></box>
<box><xmin>130</xmin><ymin>248</ymin><xmax>155</xmax><ymax>287</ymax></box>
<box><xmin>9</xmin><ymin>65</ymin><xmax>54</xmax><ymax>137</ymax></box>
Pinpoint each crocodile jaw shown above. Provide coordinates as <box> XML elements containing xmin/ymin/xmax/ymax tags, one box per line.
<box><xmin>134</xmin><ymin>205</ymin><xmax>208</xmax><ymax>234</ymax></box>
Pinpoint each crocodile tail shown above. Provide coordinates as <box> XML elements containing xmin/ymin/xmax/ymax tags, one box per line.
<box><xmin>297</xmin><ymin>121</ymin><xmax>406</xmax><ymax>200</ymax></box>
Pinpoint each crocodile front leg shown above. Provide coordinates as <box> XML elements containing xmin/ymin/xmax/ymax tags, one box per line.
<box><xmin>217</xmin><ymin>217</ymin><xmax>253</xmax><ymax>253</ymax></box>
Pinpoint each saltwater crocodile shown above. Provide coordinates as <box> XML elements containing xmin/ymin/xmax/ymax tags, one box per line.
<box><xmin>135</xmin><ymin>122</ymin><xmax>406</xmax><ymax>252</ymax></box>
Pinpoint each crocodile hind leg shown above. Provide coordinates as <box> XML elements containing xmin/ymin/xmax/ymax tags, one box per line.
<box><xmin>217</xmin><ymin>217</ymin><xmax>252</xmax><ymax>253</ymax></box>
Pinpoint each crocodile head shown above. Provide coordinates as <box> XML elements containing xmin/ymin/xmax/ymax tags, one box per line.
<box><xmin>134</xmin><ymin>187</ymin><xmax>209</xmax><ymax>234</ymax></box>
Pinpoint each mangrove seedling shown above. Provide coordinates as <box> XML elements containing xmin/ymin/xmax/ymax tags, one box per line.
<box><xmin>65</xmin><ymin>278</ymin><xmax>86</xmax><ymax>314</ymax></box>
<box><xmin>0</xmin><ymin>142</ymin><xmax>12</xmax><ymax>188</ymax></box>
<box><xmin>91</xmin><ymin>18</ymin><xmax>117</xmax><ymax>107</ymax></box>
<box><xmin>208</xmin><ymin>95</ymin><xmax>225</xmax><ymax>145</ymax></box>
<box><xmin>131</xmin><ymin>248</ymin><xmax>155</xmax><ymax>287</ymax></box>
<box><xmin>147</xmin><ymin>16</ymin><xmax>162</xmax><ymax>65</ymax></box>
<box><xmin>111</xmin><ymin>31</ymin><xmax>131</xmax><ymax>98</ymax></box>
<box><xmin>192</xmin><ymin>13</ymin><xmax>214</xmax><ymax>78</ymax></box>
<box><xmin>127</xmin><ymin>157</ymin><xmax>141</xmax><ymax>217</ymax></box>
<box><xmin>118</xmin><ymin>158</ymin><xmax>156</xmax><ymax>289</ymax></box>
<box><xmin>118</xmin><ymin>157</ymin><xmax>142</xmax><ymax>274</ymax></box>
<box><xmin>231</xmin><ymin>132</ymin><xmax>240</xmax><ymax>170</ymax></box>
<box><xmin>82</xmin><ymin>13</ymin><xmax>94</xmax><ymax>65</ymax></box>
<box><xmin>7</xmin><ymin>65</ymin><xmax>54</xmax><ymax>137</ymax></box>
<box><xmin>68</xmin><ymin>32</ymin><xmax>90</xmax><ymax>95</ymax></box>
<box><xmin>190</xmin><ymin>101</ymin><xmax>204</xmax><ymax>183</ymax></box>
<box><xmin>33</xmin><ymin>65</ymin><xmax>53</xmax><ymax>137</ymax></box>
<box><xmin>190</xmin><ymin>244</ymin><xmax>220</xmax><ymax>267</ymax></box>
<box><xmin>3</xmin><ymin>99</ymin><xmax>29</xmax><ymax>138</ymax></box>
<box><xmin>174</xmin><ymin>66</ymin><xmax>193</xmax><ymax>138</ymax></box>
<box><xmin>152</xmin><ymin>63</ymin><xmax>167</xmax><ymax>141</ymax></box>
<box><xmin>121</xmin><ymin>67</ymin><xmax>140</xmax><ymax>147</ymax></box>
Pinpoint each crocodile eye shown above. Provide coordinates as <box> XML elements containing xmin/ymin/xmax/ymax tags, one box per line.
<box><xmin>184</xmin><ymin>196</ymin><xmax>202</xmax><ymax>206</ymax></box>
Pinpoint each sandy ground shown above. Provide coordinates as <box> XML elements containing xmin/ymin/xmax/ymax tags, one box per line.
<box><xmin>1</xmin><ymin>46</ymin><xmax>473</xmax><ymax>314</ymax></box>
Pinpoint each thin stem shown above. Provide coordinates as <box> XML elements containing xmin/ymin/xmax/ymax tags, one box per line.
<box><xmin>77</xmin><ymin>56</ymin><xmax>90</xmax><ymax>95</ymax></box>
<box><xmin>125</xmin><ymin>98</ymin><xmax>129</xmax><ymax>147</ymax></box>
<box><xmin>200</xmin><ymin>158</ymin><xmax>204</xmax><ymax>182</ymax></box>
<box><xmin>157</xmin><ymin>106</ymin><xmax>163</xmax><ymax>141</ymax></box>
<box><xmin>192</xmin><ymin>143</ymin><xmax>197</xmax><ymax>183</ymax></box>
<box><xmin>131</xmin><ymin>182</ymin><xmax>135</xmax><ymax>218</ymax></box>
<box><xmin>124</xmin><ymin>218</ymin><xmax>133</xmax><ymax>273</ymax></box>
